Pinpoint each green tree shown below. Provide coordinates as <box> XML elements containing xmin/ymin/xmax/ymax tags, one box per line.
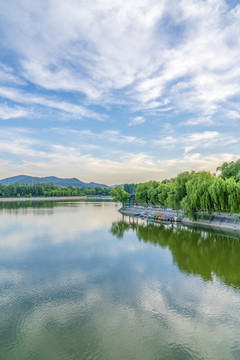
<box><xmin>182</xmin><ymin>172</ymin><xmax>214</xmax><ymax>219</ymax></box>
<box><xmin>157</xmin><ymin>182</ymin><xmax>172</xmax><ymax>206</ymax></box>
<box><xmin>147</xmin><ymin>181</ymin><xmax>160</xmax><ymax>205</ymax></box>
<box><xmin>136</xmin><ymin>181</ymin><xmax>160</xmax><ymax>205</ymax></box>
<box><xmin>124</xmin><ymin>183</ymin><xmax>137</xmax><ymax>194</ymax></box>
<box><xmin>168</xmin><ymin>172</ymin><xmax>195</xmax><ymax>210</ymax></box>
<box><xmin>135</xmin><ymin>183</ymin><xmax>150</xmax><ymax>204</ymax></box>
<box><xmin>225</xmin><ymin>178</ymin><xmax>240</xmax><ymax>214</ymax></box>
<box><xmin>217</xmin><ymin>160</ymin><xmax>240</xmax><ymax>181</ymax></box>
<box><xmin>110</xmin><ymin>186</ymin><xmax>130</xmax><ymax>205</ymax></box>
<box><xmin>161</xmin><ymin>179</ymin><xmax>170</xmax><ymax>184</ymax></box>
<box><xmin>209</xmin><ymin>177</ymin><xmax>228</xmax><ymax>213</ymax></box>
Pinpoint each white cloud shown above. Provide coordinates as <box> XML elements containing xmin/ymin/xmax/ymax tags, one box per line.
<box><xmin>0</xmin><ymin>128</ymin><xmax>41</xmax><ymax>157</ymax></box>
<box><xmin>0</xmin><ymin>104</ymin><xmax>29</xmax><ymax>120</ymax></box>
<box><xmin>0</xmin><ymin>1</ymin><xmax>240</xmax><ymax>183</ymax></box>
<box><xmin>0</xmin><ymin>87</ymin><xmax>103</xmax><ymax>120</ymax></box>
<box><xmin>103</xmin><ymin>130</ymin><xmax>145</xmax><ymax>144</ymax></box>
<box><xmin>0</xmin><ymin>62</ymin><xmax>25</xmax><ymax>85</ymax></box>
<box><xmin>224</xmin><ymin>109</ymin><xmax>240</xmax><ymax>119</ymax></box>
<box><xmin>0</xmin><ymin>129</ymin><xmax>239</xmax><ymax>184</ymax></box>
<box><xmin>21</xmin><ymin>61</ymin><xmax>101</xmax><ymax>100</ymax></box>
<box><xmin>154</xmin><ymin>131</ymin><xmax>238</xmax><ymax>154</ymax></box>
<box><xmin>128</xmin><ymin>116</ymin><xmax>145</xmax><ymax>126</ymax></box>
<box><xmin>157</xmin><ymin>152</ymin><xmax>240</xmax><ymax>176</ymax></box>
<box><xmin>184</xmin><ymin>116</ymin><xmax>214</xmax><ymax>126</ymax></box>
<box><xmin>52</xmin><ymin>128</ymin><xmax>145</xmax><ymax>145</ymax></box>
<box><xmin>0</xmin><ymin>0</ymin><xmax>239</xmax><ymax>115</ymax></box>
<box><xmin>0</xmin><ymin>0</ymin><xmax>166</xmax><ymax>101</ymax></box>
<box><xmin>153</xmin><ymin>136</ymin><xmax>177</xmax><ymax>149</ymax></box>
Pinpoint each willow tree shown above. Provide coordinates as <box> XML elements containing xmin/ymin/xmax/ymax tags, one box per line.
<box><xmin>172</xmin><ymin>172</ymin><xmax>195</xmax><ymax>210</ymax></box>
<box><xmin>225</xmin><ymin>178</ymin><xmax>240</xmax><ymax>214</ymax></box>
<box><xmin>157</xmin><ymin>182</ymin><xmax>172</xmax><ymax>207</ymax></box>
<box><xmin>209</xmin><ymin>177</ymin><xmax>228</xmax><ymax>213</ymax></box>
<box><xmin>110</xmin><ymin>186</ymin><xmax>130</xmax><ymax>205</ymax></box>
<box><xmin>182</xmin><ymin>172</ymin><xmax>214</xmax><ymax>219</ymax></box>
<box><xmin>161</xmin><ymin>172</ymin><xmax>195</xmax><ymax>211</ymax></box>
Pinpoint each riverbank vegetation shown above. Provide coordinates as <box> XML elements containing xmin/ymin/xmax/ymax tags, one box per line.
<box><xmin>110</xmin><ymin>186</ymin><xmax>130</xmax><ymax>205</ymax></box>
<box><xmin>0</xmin><ymin>182</ymin><xmax>111</xmax><ymax>198</ymax></box>
<box><xmin>135</xmin><ymin>160</ymin><xmax>240</xmax><ymax>219</ymax></box>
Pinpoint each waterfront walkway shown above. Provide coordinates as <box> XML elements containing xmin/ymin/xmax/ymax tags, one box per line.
<box><xmin>119</xmin><ymin>205</ymin><xmax>240</xmax><ymax>233</ymax></box>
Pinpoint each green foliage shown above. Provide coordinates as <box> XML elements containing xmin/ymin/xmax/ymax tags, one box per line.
<box><xmin>209</xmin><ymin>177</ymin><xmax>228</xmax><ymax>213</ymax></box>
<box><xmin>161</xmin><ymin>179</ymin><xmax>170</xmax><ymax>184</ymax></box>
<box><xmin>217</xmin><ymin>159</ymin><xmax>240</xmax><ymax>181</ymax></box>
<box><xmin>135</xmin><ymin>181</ymin><xmax>160</xmax><ymax>205</ymax></box>
<box><xmin>162</xmin><ymin>172</ymin><xmax>195</xmax><ymax>210</ymax></box>
<box><xmin>110</xmin><ymin>220</ymin><xmax>131</xmax><ymax>238</ymax></box>
<box><xmin>225</xmin><ymin>178</ymin><xmax>240</xmax><ymax>214</ymax></box>
<box><xmin>124</xmin><ymin>183</ymin><xmax>137</xmax><ymax>194</ymax></box>
<box><xmin>134</xmin><ymin>166</ymin><xmax>240</xmax><ymax>217</ymax></box>
<box><xmin>147</xmin><ymin>181</ymin><xmax>160</xmax><ymax>205</ymax></box>
<box><xmin>0</xmin><ymin>182</ymin><xmax>111</xmax><ymax>198</ymax></box>
<box><xmin>183</xmin><ymin>172</ymin><xmax>214</xmax><ymax>219</ymax></box>
<box><xmin>172</xmin><ymin>172</ymin><xmax>195</xmax><ymax>210</ymax></box>
<box><xmin>110</xmin><ymin>186</ymin><xmax>130</xmax><ymax>204</ymax></box>
<box><xmin>135</xmin><ymin>183</ymin><xmax>151</xmax><ymax>204</ymax></box>
<box><xmin>157</xmin><ymin>183</ymin><xmax>170</xmax><ymax>206</ymax></box>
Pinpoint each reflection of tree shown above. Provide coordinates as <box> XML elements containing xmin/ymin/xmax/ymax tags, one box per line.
<box><xmin>0</xmin><ymin>200</ymin><xmax>57</xmax><ymax>210</ymax></box>
<box><xmin>0</xmin><ymin>199</ymin><xmax>93</xmax><ymax>210</ymax></box>
<box><xmin>110</xmin><ymin>221</ymin><xmax>131</xmax><ymax>238</ymax></box>
<box><xmin>110</xmin><ymin>220</ymin><xmax>240</xmax><ymax>290</ymax></box>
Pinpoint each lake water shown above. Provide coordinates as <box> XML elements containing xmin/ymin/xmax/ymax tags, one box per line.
<box><xmin>0</xmin><ymin>200</ymin><xmax>240</xmax><ymax>360</ymax></box>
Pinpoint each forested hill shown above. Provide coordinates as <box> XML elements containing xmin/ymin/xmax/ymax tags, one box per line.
<box><xmin>0</xmin><ymin>175</ymin><xmax>109</xmax><ymax>188</ymax></box>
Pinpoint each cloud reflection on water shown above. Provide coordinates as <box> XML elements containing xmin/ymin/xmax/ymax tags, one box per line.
<box><xmin>0</xmin><ymin>201</ymin><xmax>240</xmax><ymax>360</ymax></box>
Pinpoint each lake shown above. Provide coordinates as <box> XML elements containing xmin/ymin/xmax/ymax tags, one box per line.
<box><xmin>0</xmin><ymin>200</ymin><xmax>240</xmax><ymax>360</ymax></box>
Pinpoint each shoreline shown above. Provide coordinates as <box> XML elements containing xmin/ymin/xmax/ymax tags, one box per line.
<box><xmin>119</xmin><ymin>206</ymin><xmax>240</xmax><ymax>233</ymax></box>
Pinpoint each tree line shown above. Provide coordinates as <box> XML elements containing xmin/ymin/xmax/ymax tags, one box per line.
<box><xmin>111</xmin><ymin>160</ymin><xmax>240</xmax><ymax>218</ymax></box>
<box><xmin>136</xmin><ymin>160</ymin><xmax>240</xmax><ymax>218</ymax></box>
<box><xmin>0</xmin><ymin>182</ymin><xmax>111</xmax><ymax>198</ymax></box>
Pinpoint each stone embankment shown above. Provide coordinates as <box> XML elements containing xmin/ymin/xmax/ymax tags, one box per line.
<box><xmin>119</xmin><ymin>206</ymin><xmax>240</xmax><ymax>233</ymax></box>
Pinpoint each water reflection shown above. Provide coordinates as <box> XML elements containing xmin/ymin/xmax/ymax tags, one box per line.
<box><xmin>0</xmin><ymin>198</ymin><xmax>113</xmax><ymax>210</ymax></box>
<box><xmin>110</xmin><ymin>218</ymin><xmax>240</xmax><ymax>290</ymax></box>
<box><xmin>0</xmin><ymin>202</ymin><xmax>240</xmax><ymax>360</ymax></box>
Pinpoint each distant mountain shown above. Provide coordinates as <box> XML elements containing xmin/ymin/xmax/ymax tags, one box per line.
<box><xmin>0</xmin><ymin>175</ymin><xmax>109</xmax><ymax>188</ymax></box>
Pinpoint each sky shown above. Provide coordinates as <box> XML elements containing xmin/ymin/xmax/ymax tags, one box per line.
<box><xmin>0</xmin><ymin>0</ymin><xmax>240</xmax><ymax>185</ymax></box>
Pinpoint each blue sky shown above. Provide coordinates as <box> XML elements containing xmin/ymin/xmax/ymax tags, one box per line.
<box><xmin>0</xmin><ymin>0</ymin><xmax>240</xmax><ymax>185</ymax></box>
